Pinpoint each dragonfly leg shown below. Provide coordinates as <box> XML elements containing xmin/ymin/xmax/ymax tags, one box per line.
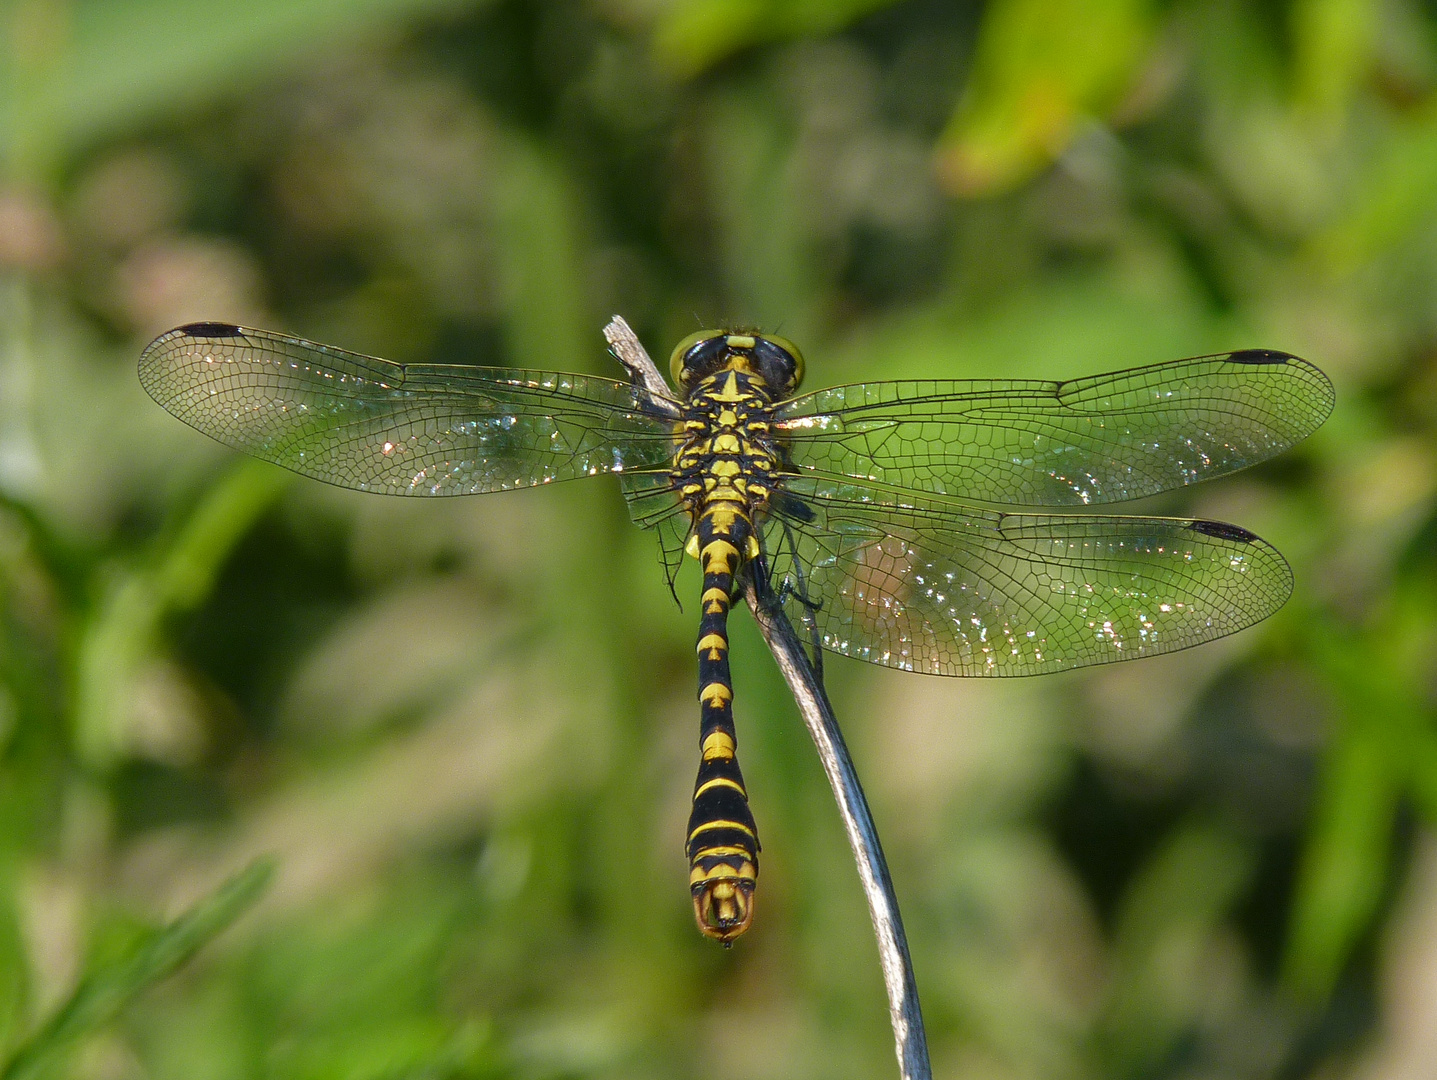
<box><xmin>760</xmin><ymin>515</ymin><xmax>826</xmax><ymax>680</ymax></box>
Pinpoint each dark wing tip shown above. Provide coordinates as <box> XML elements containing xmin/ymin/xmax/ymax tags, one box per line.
<box><xmin>1225</xmin><ymin>348</ymin><xmax>1336</xmax><ymax>434</ymax></box>
<box><xmin>1224</xmin><ymin>348</ymin><xmax>1298</xmax><ymax>365</ymax></box>
<box><xmin>175</xmin><ymin>321</ymin><xmax>245</xmax><ymax>338</ymax></box>
<box><xmin>1189</xmin><ymin>519</ymin><xmax>1258</xmax><ymax>542</ymax></box>
<box><xmin>139</xmin><ymin>324</ymin><xmax>246</xmax><ymax>399</ymax></box>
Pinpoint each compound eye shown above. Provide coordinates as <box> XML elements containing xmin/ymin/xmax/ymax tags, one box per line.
<box><xmin>669</xmin><ymin>330</ymin><xmax>725</xmax><ymax>387</ymax></box>
<box><xmin>756</xmin><ymin>333</ymin><xmax>805</xmax><ymax>391</ymax></box>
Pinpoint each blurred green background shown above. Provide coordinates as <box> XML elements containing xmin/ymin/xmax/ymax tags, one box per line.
<box><xmin>1</xmin><ymin>0</ymin><xmax>1436</xmax><ymax>1077</ymax></box>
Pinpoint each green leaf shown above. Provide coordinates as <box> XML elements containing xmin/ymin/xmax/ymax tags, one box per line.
<box><xmin>3</xmin><ymin>0</ymin><xmax>479</xmax><ymax>178</ymax></box>
<box><xmin>1291</xmin><ymin>0</ymin><xmax>1378</xmax><ymax>123</ymax></box>
<box><xmin>1281</xmin><ymin>616</ymin><xmax>1423</xmax><ymax>1003</ymax></box>
<box><xmin>0</xmin><ymin>859</ymin><xmax>274</xmax><ymax>1080</ymax></box>
<box><xmin>0</xmin><ymin>862</ymin><xmax>27</xmax><ymax>1059</ymax></box>
<box><xmin>652</xmin><ymin>0</ymin><xmax>902</xmax><ymax>77</ymax></box>
<box><xmin>72</xmin><ymin>457</ymin><xmax>289</xmax><ymax>768</ymax></box>
<box><xmin>1281</xmin><ymin>706</ymin><xmax>1399</xmax><ymax>1002</ymax></box>
<box><xmin>935</xmin><ymin>0</ymin><xmax>1153</xmax><ymax>196</ymax></box>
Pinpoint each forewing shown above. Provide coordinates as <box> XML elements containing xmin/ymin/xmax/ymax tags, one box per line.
<box><xmin>139</xmin><ymin>323</ymin><xmax>678</xmax><ymax>495</ymax></box>
<box><xmin>775</xmin><ymin>351</ymin><xmax>1333</xmax><ymax>505</ymax></box>
<box><xmin>760</xmin><ymin>477</ymin><xmax>1292</xmax><ymax>676</ymax></box>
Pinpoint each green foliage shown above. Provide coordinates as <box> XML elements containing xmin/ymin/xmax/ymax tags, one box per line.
<box><xmin>0</xmin><ymin>860</ymin><xmax>273</xmax><ymax>1080</ymax></box>
<box><xmin>0</xmin><ymin>0</ymin><xmax>1435</xmax><ymax>1076</ymax></box>
<box><xmin>74</xmin><ymin>459</ymin><xmax>291</xmax><ymax>767</ymax></box>
<box><xmin>2</xmin><ymin>0</ymin><xmax>474</xmax><ymax>177</ymax></box>
<box><xmin>937</xmin><ymin>0</ymin><xmax>1154</xmax><ymax>194</ymax></box>
<box><xmin>652</xmin><ymin>0</ymin><xmax>901</xmax><ymax>76</ymax></box>
<box><xmin>0</xmin><ymin>863</ymin><xmax>26</xmax><ymax>1056</ymax></box>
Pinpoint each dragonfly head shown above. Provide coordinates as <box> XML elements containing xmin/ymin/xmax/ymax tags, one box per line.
<box><xmin>692</xmin><ymin>875</ymin><xmax>756</xmax><ymax>943</ymax></box>
<box><xmin>669</xmin><ymin>330</ymin><xmax>805</xmax><ymax>396</ymax></box>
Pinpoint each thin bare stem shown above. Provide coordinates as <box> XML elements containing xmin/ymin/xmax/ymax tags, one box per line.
<box><xmin>604</xmin><ymin>314</ymin><xmax>680</xmax><ymax>417</ymax></box>
<box><xmin>743</xmin><ymin>581</ymin><xmax>932</xmax><ymax>1080</ymax></box>
<box><xmin>601</xmin><ymin>316</ymin><xmax>932</xmax><ymax>1080</ymax></box>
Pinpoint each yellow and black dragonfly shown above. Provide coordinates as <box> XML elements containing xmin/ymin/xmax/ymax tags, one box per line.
<box><xmin>140</xmin><ymin>322</ymin><xmax>1333</xmax><ymax>943</ymax></box>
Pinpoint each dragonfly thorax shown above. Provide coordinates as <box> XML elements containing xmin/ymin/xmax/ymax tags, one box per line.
<box><xmin>673</xmin><ymin>365</ymin><xmax>788</xmax><ymax>560</ymax></box>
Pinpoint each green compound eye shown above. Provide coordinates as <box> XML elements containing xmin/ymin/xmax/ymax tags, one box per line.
<box><xmin>669</xmin><ymin>330</ymin><xmax>724</xmax><ymax>387</ymax></box>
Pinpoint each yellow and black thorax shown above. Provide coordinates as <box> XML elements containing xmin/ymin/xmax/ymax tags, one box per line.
<box><xmin>674</xmin><ymin>349</ymin><xmax>794</xmax><ymax>526</ymax></box>
<box><xmin>669</xmin><ymin>329</ymin><xmax>805</xmax><ymax>583</ymax></box>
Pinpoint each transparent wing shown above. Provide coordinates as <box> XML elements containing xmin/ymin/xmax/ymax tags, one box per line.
<box><xmin>621</xmin><ymin>471</ymin><xmax>691</xmax><ymax>595</ymax></box>
<box><xmin>139</xmin><ymin>323</ymin><xmax>679</xmax><ymax>495</ymax></box>
<box><xmin>774</xmin><ymin>350</ymin><xmax>1333</xmax><ymax>505</ymax></box>
<box><xmin>759</xmin><ymin>476</ymin><xmax>1293</xmax><ymax>677</ymax></box>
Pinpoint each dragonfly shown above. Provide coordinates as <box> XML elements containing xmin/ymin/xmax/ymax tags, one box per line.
<box><xmin>139</xmin><ymin>321</ymin><xmax>1333</xmax><ymax>943</ymax></box>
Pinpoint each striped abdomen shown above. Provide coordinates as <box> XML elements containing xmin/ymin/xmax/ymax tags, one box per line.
<box><xmin>686</xmin><ymin>503</ymin><xmax>760</xmax><ymax>943</ymax></box>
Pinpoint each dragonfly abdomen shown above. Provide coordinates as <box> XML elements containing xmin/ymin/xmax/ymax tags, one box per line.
<box><xmin>686</xmin><ymin>503</ymin><xmax>761</xmax><ymax>943</ymax></box>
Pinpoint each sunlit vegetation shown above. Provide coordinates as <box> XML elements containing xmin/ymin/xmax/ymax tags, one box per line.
<box><xmin>2</xmin><ymin>0</ymin><xmax>1436</xmax><ymax>1077</ymax></box>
